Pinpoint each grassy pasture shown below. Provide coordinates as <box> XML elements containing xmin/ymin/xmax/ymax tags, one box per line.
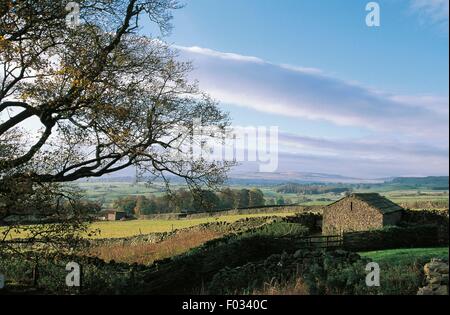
<box><xmin>90</xmin><ymin>213</ymin><xmax>295</xmax><ymax>239</ymax></box>
<box><xmin>360</xmin><ymin>247</ymin><xmax>449</xmax><ymax>265</ymax></box>
<box><xmin>252</xmin><ymin>186</ymin><xmax>448</xmax><ymax>207</ymax></box>
<box><xmin>89</xmin><ymin>228</ymin><xmax>225</xmax><ymax>265</ymax></box>
<box><xmin>0</xmin><ymin>213</ymin><xmax>295</xmax><ymax>240</ymax></box>
<box><xmin>359</xmin><ymin>247</ymin><xmax>449</xmax><ymax>294</ymax></box>
<box><xmin>75</xmin><ymin>181</ymin><xmax>448</xmax><ymax>210</ymax></box>
<box><xmin>256</xmin><ymin>247</ymin><xmax>449</xmax><ymax>296</ymax></box>
<box><xmin>76</xmin><ymin>182</ymin><xmax>167</xmax><ymax>205</ymax></box>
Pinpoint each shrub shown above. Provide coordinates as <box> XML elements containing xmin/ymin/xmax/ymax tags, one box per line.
<box><xmin>243</xmin><ymin>221</ymin><xmax>309</xmax><ymax>238</ymax></box>
<box><xmin>343</xmin><ymin>225</ymin><xmax>442</xmax><ymax>252</ymax></box>
<box><xmin>208</xmin><ymin>250</ymin><xmax>371</xmax><ymax>295</ymax></box>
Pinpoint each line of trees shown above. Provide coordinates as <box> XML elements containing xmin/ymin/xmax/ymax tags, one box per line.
<box><xmin>276</xmin><ymin>183</ymin><xmax>351</xmax><ymax>195</ymax></box>
<box><xmin>113</xmin><ymin>188</ymin><xmax>274</xmax><ymax>215</ymax></box>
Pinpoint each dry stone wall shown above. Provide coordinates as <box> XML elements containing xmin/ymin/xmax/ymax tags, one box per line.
<box><xmin>91</xmin><ymin>217</ymin><xmax>278</xmax><ymax>247</ymax></box>
<box><xmin>417</xmin><ymin>259</ymin><xmax>449</xmax><ymax>295</ymax></box>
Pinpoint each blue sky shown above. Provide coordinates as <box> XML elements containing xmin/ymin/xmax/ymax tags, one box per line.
<box><xmin>142</xmin><ymin>0</ymin><xmax>449</xmax><ymax>178</ymax></box>
<box><xmin>164</xmin><ymin>0</ymin><xmax>449</xmax><ymax>94</ymax></box>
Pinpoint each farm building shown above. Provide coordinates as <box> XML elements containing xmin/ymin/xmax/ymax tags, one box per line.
<box><xmin>97</xmin><ymin>210</ymin><xmax>128</xmax><ymax>221</ymax></box>
<box><xmin>322</xmin><ymin>193</ymin><xmax>403</xmax><ymax>235</ymax></box>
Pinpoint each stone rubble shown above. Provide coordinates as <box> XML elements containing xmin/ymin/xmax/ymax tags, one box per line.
<box><xmin>417</xmin><ymin>259</ymin><xmax>449</xmax><ymax>295</ymax></box>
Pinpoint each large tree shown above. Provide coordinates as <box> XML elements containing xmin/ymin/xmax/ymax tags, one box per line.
<box><xmin>0</xmin><ymin>0</ymin><xmax>231</xmax><ymax>252</ymax></box>
<box><xmin>248</xmin><ymin>188</ymin><xmax>265</xmax><ymax>207</ymax></box>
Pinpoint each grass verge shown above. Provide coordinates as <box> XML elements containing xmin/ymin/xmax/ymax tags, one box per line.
<box><xmin>359</xmin><ymin>247</ymin><xmax>449</xmax><ymax>265</ymax></box>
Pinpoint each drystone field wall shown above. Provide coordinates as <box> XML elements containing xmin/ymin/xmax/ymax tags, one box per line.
<box><xmin>417</xmin><ymin>259</ymin><xmax>449</xmax><ymax>295</ymax></box>
<box><xmin>138</xmin><ymin>205</ymin><xmax>316</xmax><ymax>220</ymax></box>
<box><xmin>283</xmin><ymin>212</ymin><xmax>323</xmax><ymax>233</ymax></box>
<box><xmin>90</xmin><ymin>217</ymin><xmax>280</xmax><ymax>247</ymax></box>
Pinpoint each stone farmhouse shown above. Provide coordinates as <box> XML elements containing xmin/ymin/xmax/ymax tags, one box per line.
<box><xmin>322</xmin><ymin>193</ymin><xmax>403</xmax><ymax>235</ymax></box>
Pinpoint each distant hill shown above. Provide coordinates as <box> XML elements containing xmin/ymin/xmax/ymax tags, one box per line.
<box><xmin>275</xmin><ymin>183</ymin><xmax>351</xmax><ymax>194</ymax></box>
<box><xmin>386</xmin><ymin>176</ymin><xmax>449</xmax><ymax>190</ymax></box>
<box><xmin>228</xmin><ymin>171</ymin><xmax>383</xmax><ymax>184</ymax></box>
<box><xmin>77</xmin><ymin>174</ymin><xmax>449</xmax><ymax>190</ymax></box>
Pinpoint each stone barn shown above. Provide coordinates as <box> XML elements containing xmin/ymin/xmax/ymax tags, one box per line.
<box><xmin>322</xmin><ymin>193</ymin><xmax>403</xmax><ymax>235</ymax></box>
<box><xmin>98</xmin><ymin>210</ymin><xmax>127</xmax><ymax>221</ymax></box>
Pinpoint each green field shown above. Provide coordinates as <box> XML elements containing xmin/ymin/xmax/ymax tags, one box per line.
<box><xmin>76</xmin><ymin>182</ymin><xmax>167</xmax><ymax>206</ymax></box>
<box><xmin>75</xmin><ymin>180</ymin><xmax>448</xmax><ymax>209</ymax></box>
<box><xmin>359</xmin><ymin>247</ymin><xmax>449</xmax><ymax>295</ymax></box>
<box><xmin>90</xmin><ymin>213</ymin><xmax>295</xmax><ymax>238</ymax></box>
<box><xmin>264</xmin><ymin>187</ymin><xmax>448</xmax><ymax>207</ymax></box>
<box><xmin>360</xmin><ymin>247</ymin><xmax>449</xmax><ymax>265</ymax></box>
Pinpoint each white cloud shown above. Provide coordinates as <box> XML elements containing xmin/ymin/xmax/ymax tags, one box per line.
<box><xmin>176</xmin><ymin>45</ymin><xmax>449</xmax><ymax>141</ymax></box>
<box><xmin>175</xmin><ymin>45</ymin><xmax>449</xmax><ymax>177</ymax></box>
<box><xmin>388</xmin><ymin>94</ymin><xmax>449</xmax><ymax>115</ymax></box>
<box><xmin>410</xmin><ymin>0</ymin><xmax>449</xmax><ymax>28</ymax></box>
<box><xmin>279</xmin><ymin>64</ymin><xmax>324</xmax><ymax>75</ymax></box>
<box><xmin>231</xmin><ymin>131</ymin><xmax>448</xmax><ymax>178</ymax></box>
<box><xmin>270</xmin><ymin>132</ymin><xmax>447</xmax><ymax>177</ymax></box>
<box><xmin>175</xmin><ymin>46</ymin><xmax>265</xmax><ymax>64</ymax></box>
<box><xmin>272</xmin><ymin>150</ymin><xmax>447</xmax><ymax>178</ymax></box>
<box><xmin>278</xmin><ymin>132</ymin><xmax>448</xmax><ymax>164</ymax></box>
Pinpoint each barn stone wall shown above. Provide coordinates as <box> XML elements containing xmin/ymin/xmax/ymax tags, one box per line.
<box><xmin>322</xmin><ymin>197</ymin><xmax>384</xmax><ymax>235</ymax></box>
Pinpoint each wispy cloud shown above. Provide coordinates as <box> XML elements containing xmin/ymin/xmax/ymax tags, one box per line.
<box><xmin>177</xmin><ymin>45</ymin><xmax>449</xmax><ymax>141</ymax></box>
<box><xmin>233</xmin><ymin>131</ymin><xmax>448</xmax><ymax>178</ymax></box>
<box><xmin>279</xmin><ymin>133</ymin><xmax>448</xmax><ymax>161</ymax></box>
<box><xmin>271</xmin><ymin>150</ymin><xmax>447</xmax><ymax>178</ymax></box>
<box><xmin>410</xmin><ymin>0</ymin><xmax>449</xmax><ymax>29</ymax></box>
<box><xmin>175</xmin><ymin>45</ymin><xmax>449</xmax><ymax>177</ymax></box>
<box><xmin>229</xmin><ymin>131</ymin><xmax>446</xmax><ymax>178</ymax></box>
<box><xmin>277</xmin><ymin>132</ymin><xmax>448</xmax><ymax>177</ymax></box>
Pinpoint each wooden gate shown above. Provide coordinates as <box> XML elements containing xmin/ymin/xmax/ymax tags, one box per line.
<box><xmin>292</xmin><ymin>235</ymin><xmax>343</xmax><ymax>250</ymax></box>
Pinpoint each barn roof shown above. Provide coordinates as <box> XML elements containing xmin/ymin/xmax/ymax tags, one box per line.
<box><xmin>351</xmin><ymin>193</ymin><xmax>403</xmax><ymax>214</ymax></box>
